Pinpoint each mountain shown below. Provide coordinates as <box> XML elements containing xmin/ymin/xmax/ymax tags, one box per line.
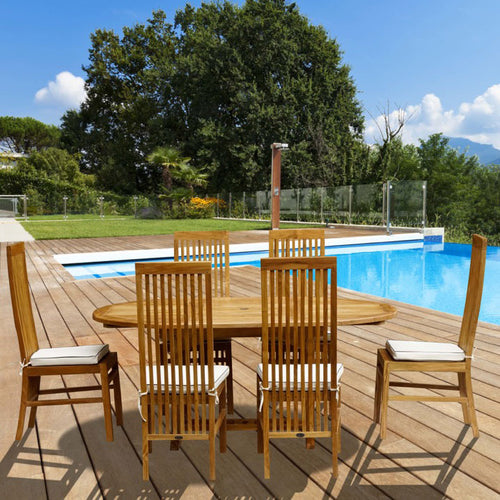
<box><xmin>446</xmin><ymin>137</ymin><xmax>500</xmax><ymax>165</ymax></box>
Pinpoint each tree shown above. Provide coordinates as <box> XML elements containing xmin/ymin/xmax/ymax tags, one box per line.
<box><xmin>173</xmin><ymin>0</ymin><xmax>364</xmax><ymax>191</ymax></box>
<box><xmin>147</xmin><ymin>145</ymin><xmax>207</xmax><ymax>205</ymax></box>
<box><xmin>0</xmin><ymin>116</ymin><xmax>60</xmax><ymax>154</ymax></box>
<box><xmin>147</xmin><ymin>146</ymin><xmax>191</xmax><ymax>192</ymax></box>
<box><xmin>69</xmin><ymin>11</ymin><xmax>178</xmax><ymax>193</ymax></box>
<box><xmin>16</xmin><ymin>147</ymin><xmax>94</xmax><ymax>186</ymax></box>
<box><xmin>368</xmin><ymin>103</ymin><xmax>416</xmax><ymax>181</ymax></box>
<box><xmin>417</xmin><ymin>134</ymin><xmax>480</xmax><ymax>227</ymax></box>
<box><xmin>62</xmin><ymin>1</ymin><xmax>364</xmax><ymax>194</ymax></box>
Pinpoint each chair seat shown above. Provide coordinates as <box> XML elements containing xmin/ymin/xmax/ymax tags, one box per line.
<box><xmin>386</xmin><ymin>340</ymin><xmax>465</xmax><ymax>361</ymax></box>
<box><xmin>257</xmin><ymin>363</ymin><xmax>343</xmax><ymax>390</ymax></box>
<box><xmin>30</xmin><ymin>344</ymin><xmax>110</xmax><ymax>366</ymax></box>
<box><xmin>146</xmin><ymin>364</ymin><xmax>230</xmax><ymax>392</ymax></box>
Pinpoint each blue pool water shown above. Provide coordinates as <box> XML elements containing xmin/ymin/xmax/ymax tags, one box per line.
<box><xmin>64</xmin><ymin>241</ymin><xmax>500</xmax><ymax>325</ymax></box>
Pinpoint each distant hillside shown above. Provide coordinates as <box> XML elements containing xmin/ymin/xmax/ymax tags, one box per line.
<box><xmin>446</xmin><ymin>137</ymin><xmax>500</xmax><ymax>165</ymax></box>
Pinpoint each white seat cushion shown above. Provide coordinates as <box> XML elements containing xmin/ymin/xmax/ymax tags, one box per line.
<box><xmin>386</xmin><ymin>340</ymin><xmax>465</xmax><ymax>361</ymax></box>
<box><xmin>257</xmin><ymin>363</ymin><xmax>343</xmax><ymax>391</ymax></box>
<box><xmin>146</xmin><ymin>365</ymin><xmax>230</xmax><ymax>393</ymax></box>
<box><xmin>30</xmin><ymin>344</ymin><xmax>109</xmax><ymax>366</ymax></box>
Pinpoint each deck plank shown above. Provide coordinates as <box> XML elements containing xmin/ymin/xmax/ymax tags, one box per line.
<box><xmin>1</xmin><ymin>232</ymin><xmax>499</xmax><ymax>498</ymax></box>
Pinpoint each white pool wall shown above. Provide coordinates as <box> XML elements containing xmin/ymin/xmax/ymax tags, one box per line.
<box><xmin>54</xmin><ymin>232</ymin><xmax>425</xmax><ymax>265</ymax></box>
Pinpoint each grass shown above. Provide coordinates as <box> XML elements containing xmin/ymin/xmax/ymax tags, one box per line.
<box><xmin>19</xmin><ymin>216</ymin><xmax>323</xmax><ymax>240</ymax></box>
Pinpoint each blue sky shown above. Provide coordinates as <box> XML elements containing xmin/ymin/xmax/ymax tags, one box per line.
<box><xmin>2</xmin><ymin>0</ymin><xmax>500</xmax><ymax>147</ymax></box>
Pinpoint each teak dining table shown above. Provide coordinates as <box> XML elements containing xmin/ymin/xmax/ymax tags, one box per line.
<box><xmin>92</xmin><ymin>296</ymin><xmax>396</xmax><ymax>432</ymax></box>
<box><xmin>92</xmin><ymin>296</ymin><xmax>397</xmax><ymax>336</ymax></box>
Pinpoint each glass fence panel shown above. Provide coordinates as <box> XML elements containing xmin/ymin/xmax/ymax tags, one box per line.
<box><xmin>323</xmin><ymin>186</ymin><xmax>351</xmax><ymax>224</ymax></box>
<box><xmin>279</xmin><ymin>188</ymin><xmax>298</xmax><ymax>221</ymax></box>
<box><xmin>351</xmin><ymin>183</ymin><xmax>384</xmax><ymax>225</ymax></box>
<box><xmin>256</xmin><ymin>190</ymin><xmax>271</xmax><ymax>219</ymax></box>
<box><xmin>13</xmin><ymin>180</ymin><xmax>425</xmax><ymax>227</ymax></box>
<box><xmin>0</xmin><ymin>195</ymin><xmax>24</xmax><ymax>218</ymax></box>
<box><xmin>297</xmin><ymin>187</ymin><xmax>322</xmax><ymax>222</ymax></box>
<box><xmin>389</xmin><ymin>180</ymin><xmax>426</xmax><ymax>227</ymax></box>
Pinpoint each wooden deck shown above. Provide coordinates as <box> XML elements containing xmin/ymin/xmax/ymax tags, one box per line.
<box><xmin>1</xmin><ymin>230</ymin><xmax>499</xmax><ymax>499</ymax></box>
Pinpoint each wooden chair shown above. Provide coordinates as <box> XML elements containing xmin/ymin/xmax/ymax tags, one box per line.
<box><xmin>136</xmin><ymin>261</ymin><xmax>228</xmax><ymax>481</ymax></box>
<box><xmin>7</xmin><ymin>242</ymin><xmax>123</xmax><ymax>442</ymax></box>
<box><xmin>268</xmin><ymin>227</ymin><xmax>328</xmax><ymax>416</ymax></box>
<box><xmin>174</xmin><ymin>230</ymin><xmax>234</xmax><ymax>413</ymax></box>
<box><xmin>257</xmin><ymin>256</ymin><xmax>342</xmax><ymax>478</ymax></box>
<box><xmin>373</xmin><ymin>234</ymin><xmax>488</xmax><ymax>439</ymax></box>
<box><xmin>268</xmin><ymin>228</ymin><xmax>325</xmax><ymax>258</ymax></box>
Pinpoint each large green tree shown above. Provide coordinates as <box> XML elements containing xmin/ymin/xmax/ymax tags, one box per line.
<box><xmin>70</xmin><ymin>11</ymin><xmax>177</xmax><ymax>193</ymax></box>
<box><xmin>62</xmin><ymin>0</ymin><xmax>364</xmax><ymax>194</ymax></box>
<box><xmin>173</xmin><ymin>0</ymin><xmax>365</xmax><ymax>191</ymax></box>
<box><xmin>0</xmin><ymin>116</ymin><xmax>60</xmax><ymax>154</ymax></box>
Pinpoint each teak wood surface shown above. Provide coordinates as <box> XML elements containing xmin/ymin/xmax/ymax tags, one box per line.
<box><xmin>1</xmin><ymin>228</ymin><xmax>499</xmax><ymax>499</ymax></box>
<box><xmin>92</xmin><ymin>296</ymin><xmax>397</xmax><ymax>333</ymax></box>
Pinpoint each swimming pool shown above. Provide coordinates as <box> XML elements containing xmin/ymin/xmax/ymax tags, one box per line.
<box><xmin>62</xmin><ymin>241</ymin><xmax>500</xmax><ymax>325</ymax></box>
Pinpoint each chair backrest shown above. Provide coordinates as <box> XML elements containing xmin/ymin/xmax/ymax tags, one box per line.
<box><xmin>7</xmin><ymin>242</ymin><xmax>39</xmax><ymax>362</ymax></box>
<box><xmin>458</xmin><ymin>234</ymin><xmax>488</xmax><ymax>356</ymax></box>
<box><xmin>260</xmin><ymin>256</ymin><xmax>337</xmax><ymax>433</ymax></box>
<box><xmin>135</xmin><ymin>261</ymin><xmax>214</xmax><ymax>436</ymax></box>
<box><xmin>268</xmin><ymin>228</ymin><xmax>325</xmax><ymax>258</ymax></box>
<box><xmin>174</xmin><ymin>230</ymin><xmax>230</xmax><ymax>297</ymax></box>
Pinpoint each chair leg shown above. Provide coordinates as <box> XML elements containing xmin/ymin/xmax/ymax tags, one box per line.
<box><xmin>219</xmin><ymin>383</ymin><xmax>227</xmax><ymax>453</ymax></box>
<box><xmin>337</xmin><ymin>400</ymin><xmax>342</xmax><ymax>453</ymax></box>
<box><xmin>112</xmin><ymin>365</ymin><xmax>124</xmax><ymax>427</ymax></box>
<box><xmin>373</xmin><ymin>355</ymin><xmax>383</xmax><ymax>423</ymax></box>
<box><xmin>27</xmin><ymin>376</ymin><xmax>41</xmax><ymax>428</ymax></box>
<box><xmin>379</xmin><ymin>360</ymin><xmax>391</xmax><ymax>439</ymax></box>
<box><xmin>147</xmin><ymin>405</ymin><xmax>153</xmax><ymax>453</ymax></box>
<box><xmin>16</xmin><ymin>372</ymin><xmax>31</xmax><ymax>440</ymax></box>
<box><xmin>256</xmin><ymin>376</ymin><xmax>263</xmax><ymax>454</ymax></box>
<box><xmin>225</xmin><ymin>342</ymin><xmax>234</xmax><ymax>414</ymax></box>
<box><xmin>458</xmin><ymin>372</ymin><xmax>470</xmax><ymax>424</ymax></box>
<box><xmin>209</xmin><ymin>403</ymin><xmax>216</xmax><ymax>481</ymax></box>
<box><xmin>263</xmin><ymin>407</ymin><xmax>270</xmax><ymax>479</ymax></box>
<box><xmin>100</xmin><ymin>363</ymin><xmax>114</xmax><ymax>442</ymax></box>
<box><xmin>463</xmin><ymin>369</ymin><xmax>479</xmax><ymax>437</ymax></box>
<box><xmin>142</xmin><ymin>419</ymin><xmax>149</xmax><ymax>480</ymax></box>
<box><xmin>331</xmin><ymin>409</ymin><xmax>339</xmax><ymax>478</ymax></box>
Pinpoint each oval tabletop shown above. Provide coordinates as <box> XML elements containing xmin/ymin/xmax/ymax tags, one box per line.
<box><xmin>93</xmin><ymin>296</ymin><xmax>396</xmax><ymax>337</ymax></box>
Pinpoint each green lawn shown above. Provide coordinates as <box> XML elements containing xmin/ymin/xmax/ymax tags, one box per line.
<box><xmin>20</xmin><ymin>216</ymin><xmax>322</xmax><ymax>240</ymax></box>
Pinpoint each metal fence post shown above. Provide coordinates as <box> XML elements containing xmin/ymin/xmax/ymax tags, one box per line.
<box><xmin>320</xmin><ymin>188</ymin><xmax>324</xmax><ymax>223</ymax></box>
<box><xmin>422</xmin><ymin>181</ymin><xmax>427</xmax><ymax>229</ymax></box>
<box><xmin>63</xmin><ymin>196</ymin><xmax>68</xmax><ymax>220</ymax></box>
<box><xmin>386</xmin><ymin>181</ymin><xmax>392</xmax><ymax>235</ymax></box>
<box><xmin>243</xmin><ymin>192</ymin><xmax>246</xmax><ymax>219</ymax></box>
<box><xmin>348</xmin><ymin>185</ymin><xmax>353</xmax><ymax>225</ymax></box>
<box><xmin>98</xmin><ymin>196</ymin><xmax>104</xmax><ymax>218</ymax></box>
<box><xmin>296</xmin><ymin>188</ymin><xmax>300</xmax><ymax>222</ymax></box>
<box><xmin>382</xmin><ymin>183</ymin><xmax>386</xmax><ymax>226</ymax></box>
<box><xmin>23</xmin><ymin>194</ymin><xmax>27</xmax><ymax>220</ymax></box>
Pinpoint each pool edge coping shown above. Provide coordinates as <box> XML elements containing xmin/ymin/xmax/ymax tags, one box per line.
<box><xmin>54</xmin><ymin>232</ymin><xmax>424</xmax><ymax>265</ymax></box>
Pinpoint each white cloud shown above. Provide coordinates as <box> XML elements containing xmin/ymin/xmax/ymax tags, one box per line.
<box><xmin>34</xmin><ymin>71</ymin><xmax>86</xmax><ymax>109</ymax></box>
<box><xmin>365</xmin><ymin>84</ymin><xmax>500</xmax><ymax>149</ymax></box>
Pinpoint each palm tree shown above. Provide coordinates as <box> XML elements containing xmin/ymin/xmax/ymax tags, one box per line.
<box><xmin>147</xmin><ymin>146</ymin><xmax>209</xmax><ymax>209</ymax></box>
<box><xmin>147</xmin><ymin>146</ymin><xmax>191</xmax><ymax>192</ymax></box>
